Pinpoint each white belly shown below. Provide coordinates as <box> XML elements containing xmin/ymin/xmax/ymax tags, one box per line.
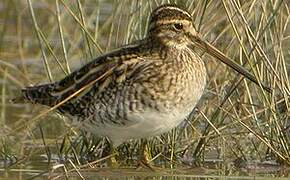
<box><xmin>79</xmin><ymin>104</ymin><xmax>195</xmax><ymax>146</ymax></box>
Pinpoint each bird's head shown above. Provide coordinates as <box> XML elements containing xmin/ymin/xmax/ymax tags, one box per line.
<box><xmin>148</xmin><ymin>4</ymin><xmax>198</xmax><ymax>49</ymax></box>
<box><xmin>147</xmin><ymin>4</ymin><xmax>271</xmax><ymax>93</ymax></box>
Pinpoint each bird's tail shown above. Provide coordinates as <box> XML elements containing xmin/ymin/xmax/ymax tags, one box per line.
<box><xmin>11</xmin><ymin>83</ymin><xmax>58</xmax><ymax>106</ymax></box>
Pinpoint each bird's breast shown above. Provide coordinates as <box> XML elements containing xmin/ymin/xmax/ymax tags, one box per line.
<box><xmin>138</xmin><ymin>49</ymin><xmax>207</xmax><ymax>113</ymax></box>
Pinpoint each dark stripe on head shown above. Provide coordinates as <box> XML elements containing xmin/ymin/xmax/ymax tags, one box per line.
<box><xmin>150</xmin><ymin>4</ymin><xmax>192</xmax><ymax>25</ymax></box>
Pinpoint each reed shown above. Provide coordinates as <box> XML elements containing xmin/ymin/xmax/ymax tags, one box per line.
<box><xmin>0</xmin><ymin>0</ymin><xmax>289</xmax><ymax>177</ymax></box>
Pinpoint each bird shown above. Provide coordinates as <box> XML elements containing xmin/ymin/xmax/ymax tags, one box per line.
<box><xmin>13</xmin><ymin>4</ymin><xmax>270</xmax><ymax>166</ymax></box>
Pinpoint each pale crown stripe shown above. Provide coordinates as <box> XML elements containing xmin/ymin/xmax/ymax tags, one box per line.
<box><xmin>154</xmin><ymin>6</ymin><xmax>191</xmax><ymax>18</ymax></box>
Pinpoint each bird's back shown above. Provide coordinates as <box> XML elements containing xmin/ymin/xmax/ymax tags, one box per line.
<box><xmin>15</xmin><ymin>39</ymin><xmax>168</xmax><ymax>115</ymax></box>
<box><xmin>17</xmin><ymin>41</ymin><xmax>147</xmax><ymax>108</ymax></box>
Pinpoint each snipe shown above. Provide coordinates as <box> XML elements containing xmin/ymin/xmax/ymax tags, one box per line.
<box><xmin>14</xmin><ymin>4</ymin><xmax>270</xmax><ymax>165</ymax></box>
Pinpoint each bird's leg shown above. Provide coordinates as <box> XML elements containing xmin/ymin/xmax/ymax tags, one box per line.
<box><xmin>105</xmin><ymin>138</ymin><xmax>119</xmax><ymax>167</ymax></box>
<box><xmin>137</xmin><ymin>139</ymin><xmax>153</xmax><ymax>170</ymax></box>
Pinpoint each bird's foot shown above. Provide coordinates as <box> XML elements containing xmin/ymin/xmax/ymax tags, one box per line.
<box><xmin>136</xmin><ymin>159</ymin><xmax>155</xmax><ymax>171</ymax></box>
<box><xmin>107</xmin><ymin>154</ymin><xmax>119</xmax><ymax>168</ymax></box>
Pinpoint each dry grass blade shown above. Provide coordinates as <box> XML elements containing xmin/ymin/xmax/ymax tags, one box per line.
<box><xmin>59</xmin><ymin>0</ymin><xmax>103</xmax><ymax>53</ymax></box>
<box><xmin>76</xmin><ymin>0</ymin><xmax>93</xmax><ymax>59</ymax></box>
<box><xmin>221</xmin><ymin>0</ymin><xmax>272</xmax><ymax>96</ymax></box>
<box><xmin>236</xmin><ymin>118</ymin><xmax>290</xmax><ymax>165</ymax></box>
<box><xmin>27</xmin><ymin>0</ymin><xmax>53</xmax><ymax>82</ymax></box>
<box><xmin>56</xmin><ymin>0</ymin><xmax>70</xmax><ymax>74</ymax></box>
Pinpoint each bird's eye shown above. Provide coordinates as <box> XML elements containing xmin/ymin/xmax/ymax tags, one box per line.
<box><xmin>173</xmin><ymin>23</ymin><xmax>183</xmax><ymax>31</ymax></box>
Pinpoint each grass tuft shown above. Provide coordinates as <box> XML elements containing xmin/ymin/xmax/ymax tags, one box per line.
<box><xmin>0</xmin><ymin>0</ymin><xmax>289</xmax><ymax>178</ymax></box>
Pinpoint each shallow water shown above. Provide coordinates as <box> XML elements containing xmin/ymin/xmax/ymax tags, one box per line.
<box><xmin>1</xmin><ymin>167</ymin><xmax>290</xmax><ymax>179</ymax></box>
<box><xmin>1</xmin><ymin>150</ymin><xmax>289</xmax><ymax>179</ymax></box>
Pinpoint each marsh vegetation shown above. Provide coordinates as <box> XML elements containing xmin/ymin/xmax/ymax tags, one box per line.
<box><xmin>0</xmin><ymin>0</ymin><xmax>290</xmax><ymax>179</ymax></box>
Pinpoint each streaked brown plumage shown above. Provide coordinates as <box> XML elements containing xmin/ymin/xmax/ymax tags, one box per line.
<box><xmin>14</xmin><ymin>4</ymin><xmax>270</xmax><ymax>146</ymax></box>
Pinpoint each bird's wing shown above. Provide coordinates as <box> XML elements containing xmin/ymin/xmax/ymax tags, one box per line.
<box><xmin>17</xmin><ymin>44</ymin><xmax>154</xmax><ymax>107</ymax></box>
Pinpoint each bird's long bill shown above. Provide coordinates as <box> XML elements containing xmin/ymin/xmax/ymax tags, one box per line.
<box><xmin>191</xmin><ymin>35</ymin><xmax>271</xmax><ymax>93</ymax></box>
